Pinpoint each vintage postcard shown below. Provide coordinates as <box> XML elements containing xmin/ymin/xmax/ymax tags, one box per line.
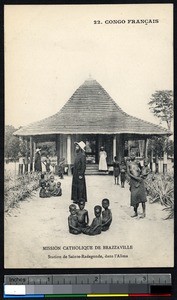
<box><xmin>4</xmin><ymin>4</ymin><xmax>173</xmax><ymax>268</ymax></box>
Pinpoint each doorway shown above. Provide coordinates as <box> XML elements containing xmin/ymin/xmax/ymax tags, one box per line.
<box><xmin>84</xmin><ymin>135</ymin><xmax>98</xmax><ymax>164</ymax></box>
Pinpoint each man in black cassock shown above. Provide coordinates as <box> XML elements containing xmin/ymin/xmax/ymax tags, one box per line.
<box><xmin>71</xmin><ymin>141</ymin><xmax>87</xmax><ymax>204</ymax></box>
<box><xmin>34</xmin><ymin>148</ymin><xmax>42</xmax><ymax>172</ymax></box>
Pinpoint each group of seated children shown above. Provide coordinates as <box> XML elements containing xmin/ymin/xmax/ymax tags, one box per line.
<box><xmin>68</xmin><ymin>198</ymin><xmax>112</xmax><ymax>235</ymax></box>
<box><xmin>39</xmin><ymin>174</ymin><xmax>62</xmax><ymax>198</ymax></box>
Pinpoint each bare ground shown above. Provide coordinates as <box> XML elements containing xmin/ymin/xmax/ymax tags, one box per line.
<box><xmin>4</xmin><ymin>175</ymin><xmax>173</xmax><ymax>268</ymax></box>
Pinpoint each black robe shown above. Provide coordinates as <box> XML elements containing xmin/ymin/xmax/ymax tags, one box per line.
<box><xmin>34</xmin><ymin>152</ymin><xmax>42</xmax><ymax>172</ymax></box>
<box><xmin>71</xmin><ymin>151</ymin><xmax>87</xmax><ymax>202</ymax></box>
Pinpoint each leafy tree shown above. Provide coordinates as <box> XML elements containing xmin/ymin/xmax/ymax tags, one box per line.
<box><xmin>148</xmin><ymin>137</ymin><xmax>174</xmax><ymax>158</ymax></box>
<box><xmin>5</xmin><ymin>125</ymin><xmax>20</xmax><ymax>160</ymax></box>
<box><xmin>19</xmin><ymin>137</ymin><xmax>29</xmax><ymax>157</ymax></box>
<box><xmin>148</xmin><ymin>90</ymin><xmax>173</xmax><ymax>130</ymax></box>
<box><xmin>166</xmin><ymin>139</ymin><xmax>174</xmax><ymax>157</ymax></box>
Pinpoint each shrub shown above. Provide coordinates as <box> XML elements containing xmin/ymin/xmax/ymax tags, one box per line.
<box><xmin>146</xmin><ymin>173</ymin><xmax>174</xmax><ymax>219</ymax></box>
<box><xmin>4</xmin><ymin>171</ymin><xmax>40</xmax><ymax>214</ymax></box>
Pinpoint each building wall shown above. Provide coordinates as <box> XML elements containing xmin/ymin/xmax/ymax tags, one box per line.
<box><xmin>116</xmin><ymin>134</ymin><xmax>124</xmax><ymax>162</ymax></box>
<box><xmin>56</xmin><ymin>133</ymin><xmax>125</xmax><ymax>166</ymax></box>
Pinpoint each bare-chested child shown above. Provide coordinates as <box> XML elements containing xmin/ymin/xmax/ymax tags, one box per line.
<box><xmin>53</xmin><ymin>182</ymin><xmax>62</xmax><ymax>196</ymax></box>
<box><xmin>141</xmin><ymin>158</ymin><xmax>151</xmax><ymax>179</ymax></box>
<box><xmin>39</xmin><ymin>181</ymin><xmax>50</xmax><ymax>198</ymax></box>
<box><xmin>127</xmin><ymin>154</ymin><xmax>147</xmax><ymax>218</ymax></box>
<box><xmin>82</xmin><ymin>205</ymin><xmax>102</xmax><ymax>236</ymax></box>
<box><xmin>76</xmin><ymin>199</ymin><xmax>89</xmax><ymax>228</ymax></box>
<box><xmin>39</xmin><ymin>173</ymin><xmax>46</xmax><ymax>187</ymax></box>
<box><xmin>68</xmin><ymin>204</ymin><xmax>81</xmax><ymax>235</ymax></box>
<box><xmin>120</xmin><ymin>160</ymin><xmax>127</xmax><ymax>188</ymax></box>
<box><xmin>128</xmin><ymin>158</ymin><xmax>141</xmax><ymax>178</ymax></box>
<box><xmin>101</xmin><ymin>198</ymin><xmax>112</xmax><ymax>231</ymax></box>
<box><xmin>141</xmin><ymin>158</ymin><xmax>151</xmax><ymax>195</ymax></box>
<box><xmin>47</xmin><ymin>175</ymin><xmax>56</xmax><ymax>196</ymax></box>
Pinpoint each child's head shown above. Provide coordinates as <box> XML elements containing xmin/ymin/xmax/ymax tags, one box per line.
<box><xmin>114</xmin><ymin>156</ymin><xmax>117</xmax><ymax>161</ymax></box>
<box><xmin>57</xmin><ymin>182</ymin><xmax>61</xmax><ymax>187</ymax></box>
<box><xmin>121</xmin><ymin>160</ymin><xmax>125</xmax><ymax>165</ymax></box>
<box><xmin>41</xmin><ymin>173</ymin><xmax>45</xmax><ymax>179</ymax></box>
<box><xmin>78</xmin><ymin>199</ymin><xmax>85</xmax><ymax>210</ymax></box>
<box><xmin>130</xmin><ymin>153</ymin><xmax>136</xmax><ymax>161</ymax></box>
<box><xmin>94</xmin><ymin>205</ymin><xmax>102</xmax><ymax>217</ymax></box>
<box><xmin>102</xmin><ymin>198</ymin><xmax>110</xmax><ymax>209</ymax></box>
<box><xmin>50</xmin><ymin>175</ymin><xmax>54</xmax><ymax>182</ymax></box>
<box><xmin>69</xmin><ymin>204</ymin><xmax>76</xmax><ymax>215</ymax></box>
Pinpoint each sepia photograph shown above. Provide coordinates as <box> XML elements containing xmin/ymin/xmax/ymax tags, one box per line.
<box><xmin>4</xmin><ymin>4</ymin><xmax>173</xmax><ymax>268</ymax></box>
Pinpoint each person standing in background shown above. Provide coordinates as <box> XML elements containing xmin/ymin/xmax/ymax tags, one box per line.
<box><xmin>120</xmin><ymin>160</ymin><xmax>127</xmax><ymax>188</ymax></box>
<box><xmin>24</xmin><ymin>155</ymin><xmax>29</xmax><ymax>173</ymax></box>
<box><xmin>127</xmin><ymin>153</ymin><xmax>147</xmax><ymax>218</ymax></box>
<box><xmin>99</xmin><ymin>146</ymin><xmax>107</xmax><ymax>172</ymax></box>
<box><xmin>113</xmin><ymin>156</ymin><xmax>120</xmax><ymax>184</ymax></box>
<box><xmin>34</xmin><ymin>148</ymin><xmax>42</xmax><ymax>172</ymax></box>
<box><xmin>71</xmin><ymin>141</ymin><xmax>87</xmax><ymax>204</ymax></box>
<box><xmin>18</xmin><ymin>153</ymin><xmax>24</xmax><ymax>175</ymax></box>
<box><xmin>44</xmin><ymin>154</ymin><xmax>51</xmax><ymax>173</ymax></box>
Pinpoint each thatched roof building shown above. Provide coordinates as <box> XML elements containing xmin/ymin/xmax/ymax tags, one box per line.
<box><xmin>15</xmin><ymin>79</ymin><xmax>169</xmax><ymax>136</ymax></box>
<box><xmin>14</xmin><ymin>79</ymin><xmax>170</xmax><ymax>172</ymax></box>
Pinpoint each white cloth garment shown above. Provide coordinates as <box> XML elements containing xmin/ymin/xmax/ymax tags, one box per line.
<box><xmin>99</xmin><ymin>151</ymin><xmax>107</xmax><ymax>171</ymax></box>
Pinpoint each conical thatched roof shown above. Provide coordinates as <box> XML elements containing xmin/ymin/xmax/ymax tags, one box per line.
<box><xmin>14</xmin><ymin>79</ymin><xmax>170</xmax><ymax>136</ymax></box>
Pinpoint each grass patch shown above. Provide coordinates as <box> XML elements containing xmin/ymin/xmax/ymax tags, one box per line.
<box><xmin>4</xmin><ymin>170</ymin><xmax>40</xmax><ymax>214</ymax></box>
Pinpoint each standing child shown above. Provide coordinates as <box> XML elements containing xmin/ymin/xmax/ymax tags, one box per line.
<box><xmin>58</xmin><ymin>157</ymin><xmax>65</xmax><ymax>179</ymax></box>
<box><xmin>101</xmin><ymin>198</ymin><xmax>112</xmax><ymax>231</ymax></box>
<box><xmin>82</xmin><ymin>206</ymin><xmax>102</xmax><ymax>236</ymax></box>
<box><xmin>76</xmin><ymin>199</ymin><xmax>89</xmax><ymax>228</ymax></box>
<box><xmin>120</xmin><ymin>160</ymin><xmax>127</xmax><ymax>188</ymax></box>
<box><xmin>68</xmin><ymin>204</ymin><xmax>81</xmax><ymax>235</ymax></box>
<box><xmin>53</xmin><ymin>182</ymin><xmax>62</xmax><ymax>197</ymax></box>
<box><xmin>113</xmin><ymin>156</ymin><xmax>120</xmax><ymax>185</ymax></box>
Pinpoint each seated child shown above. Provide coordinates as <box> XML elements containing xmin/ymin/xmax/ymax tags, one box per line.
<box><xmin>101</xmin><ymin>198</ymin><xmax>112</xmax><ymax>231</ymax></box>
<box><xmin>76</xmin><ymin>199</ymin><xmax>89</xmax><ymax>228</ymax></box>
<box><xmin>47</xmin><ymin>175</ymin><xmax>56</xmax><ymax>196</ymax></box>
<box><xmin>39</xmin><ymin>181</ymin><xmax>50</xmax><ymax>198</ymax></box>
<box><xmin>53</xmin><ymin>181</ymin><xmax>62</xmax><ymax>196</ymax></box>
<box><xmin>82</xmin><ymin>205</ymin><xmax>102</xmax><ymax>236</ymax></box>
<box><xmin>39</xmin><ymin>173</ymin><xmax>46</xmax><ymax>187</ymax></box>
<box><xmin>68</xmin><ymin>204</ymin><xmax>81</xmax><ymax>235</ymax></box>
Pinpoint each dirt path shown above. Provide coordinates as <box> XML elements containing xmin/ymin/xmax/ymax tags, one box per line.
<box><xmin>5</xmin><ymin>175</ymin><xmax>173</xmax><ymax>268</ymax></box>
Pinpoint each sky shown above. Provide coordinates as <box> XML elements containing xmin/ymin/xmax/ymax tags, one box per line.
<box><xmin>4</xmin><ymin>4</ymin><xmax>173</xmax><ymax>130</ymax></box>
